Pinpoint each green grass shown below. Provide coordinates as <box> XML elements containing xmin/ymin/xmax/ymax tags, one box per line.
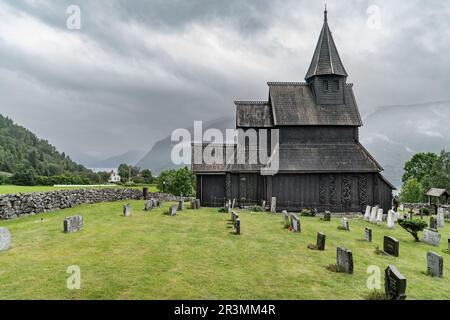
<box><xmin>0</xmin><ymin>185</ymin><xmax>159</xmax><ymax>195</ymax></box>
<box><xmin>0</xmin><ymin>202</ymin><xmax>449</xmax><ymax>300</ymax></box>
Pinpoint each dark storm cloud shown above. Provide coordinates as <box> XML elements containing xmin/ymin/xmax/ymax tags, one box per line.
<box><xmin>0</xmin><ymin>0</ymin><xmax>449</xmax><ymax>164</ymax></box>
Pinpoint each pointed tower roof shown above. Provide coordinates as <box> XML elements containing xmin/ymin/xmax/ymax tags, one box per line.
<box><xmin>305</xmin><ymin>7</ymin><xmax>348</xmax><ymax>80</ymax></box>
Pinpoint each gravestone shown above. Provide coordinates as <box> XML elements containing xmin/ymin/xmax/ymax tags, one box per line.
<box><xmin>422</xmin><ymin>228</ymin><xmax>441</xmax><ymax>247</ymax></box>
<box><xmin>341</xmin><ymin>217</ymin><xmax>350</xmax><ymax>231</ymax></box>
<box><xmin>123</xmin><ymin>204</ymin><xmax>131</xmax><ymax>217</ymax></box>
<box><xmin>282</xmin><ymin>210</ymin><xmax>289</xmax><ymax>227</ymax></box>
<box><xmin>178</xmin><ymin>200</ymin><xmax>185</xmax><ymax>211</ymax></box>
<box><xmin>383</xmin><ymin>236</ymin><xmax>399</xmax><ymax>257</ymax></box>
<box><xmin>316</xmin><ymin>232</ymin><xmax>326</xmax><ymax>251</ymax></box>
<box><xmin>323</xmin><ymin>211</ymin><xmax>331</xmax><ymax>221</ymax></box>
<box><xmin>290</xmin><ymin>214</ymin><xmax>301</xmax><ymax>233</ymax></box>
<box><xmin>0</xmin><ymin>227</ymin><xmax>11</xmax><ymax>252</ymax></box>
<box><xmin>364</xmin><ymin>206</ymin><xmax>371</xmax><ymax>221</ymax></box>
<box><xmin>231</xmin><ymin>211</ymin><xmax>236</xmax><ymax>222</ymax></box>
<box><xmin>235</xmin><ymin>219</ymin><xmax>241</xmax><ymax>235</ymax></box>
<box><xmin>231</xmin><ymin>199</ymin><xmax>236</xmax><ymax>209</ymax></box>
<box><xmin>426</xmin><ymin>251</ymin><xmax>443</xmax><ymax>278</ymax></box>
<box><xmin>365</xmin><ymin>227</ymin><xmax>372</xmax><ymax>242</ymax></box>
<box><xmin>262</xmin><ymin>200</ymin><xmax>266</xmax><ymax>210</ymax></box>
<box><xmin>370</xmin><ymin>206</ymin><xmax>378</xmax><ymax>223</ymax></box>
<box><xmin>195</xmin><ymin>199</ymin><xmax>201</xmax><ymax>210</ymax></box>
<box><xmin>448</xmin><ymin>238</ymin><xmax>450</xmax><ymax>252</ymax></box>
<box><xmin>399</xmin><ymin>204</ymin><xmax>404</xmax><ymax>211</ymax></box>
<box><xmin>376</xmin><ymin>208</ymin><xmax>384</xmax><ymax>224</ymax></box>
<box><xmin>143</xmin><ymin>187</ymin><xmax>149</xmax><ymax>200</ymax></box>
<box><xmin>168</xmin><ymin>205</ymin><xmax>178</xmax><ymax>216</ymax></box>
<box><xmin>144</xmin><ymin>200</ymin><xmax>153</xmax><ymax>211</ymax></box>
<box><xmin>234</xmin><ymin>213</ymin><xmax>239</xmax><ymax>227</ymax></box>
<box><xmin>385</xmin><ymin>265</ymin><xmax>407</xmax><ymax>300</ymax></box>
<box><xmin>63</xmin><ymin>215</ymin><xmax>84</xmax><ymax>233</ymax></box>
<box><xmin>336</xmin><ymin>247</ymin><xmax>354</xmax><ymax>274</ymax></box>
<box><xmin>156</xmin><ymin>199</ymin><xmax>163</xmax><ymax>208</ymax></box>
<box><xmin>387</xmin><ymin>210</ymin><xmax>395</xmax><ymax>229</ymax></box>
<box><xmin>270</xmin><ymin>197</ymin><xmax>277</xmax><ymax>213</ymax></box>
<box><xmin>437</xmin><ymin>208</ymin><xmax>445</xmax><ymax>228</ymax></box>
<box><xmin>429</xmin><ymin>216</ymin><xmax>437</xmax><ymax>230</ymax></box>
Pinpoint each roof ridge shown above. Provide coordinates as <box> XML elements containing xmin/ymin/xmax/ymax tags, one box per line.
<box><xmin>267</xmin><ymin>82</ymin><xmax>307</xmax><ymax>86</ymax></box>
<box><xmin>234</xmin><ymin>101</ymin><xmax>268</xmax><ymax>105</ymax></box>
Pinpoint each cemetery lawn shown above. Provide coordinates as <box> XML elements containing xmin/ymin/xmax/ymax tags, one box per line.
<box><xmin>0</xmin><ymin>202</ymin><xmax>449</xmax><ymax>300</ymax></box>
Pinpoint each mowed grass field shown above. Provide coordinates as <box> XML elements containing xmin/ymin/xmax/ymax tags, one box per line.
<box><xmin>0</xmin><ymin>201</ymin><xmax>449</xmax><ymax>300</ymax></box>
<box><xmin>0</xmin><ymin>185</ymin><xmax>159</xmax><ymax>195</ymax></box>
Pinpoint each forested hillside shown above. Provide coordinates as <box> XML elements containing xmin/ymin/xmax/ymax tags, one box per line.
<box><xmin>0</xmin><ymin>114</ymin><xmax>92</xmax><ymax>177</ymax></box>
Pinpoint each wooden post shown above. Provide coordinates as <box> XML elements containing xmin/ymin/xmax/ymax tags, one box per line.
<box><xmin>143</xmin><ymin>187</ymin><xmax>149</xmax><ymax>200</ymax></box>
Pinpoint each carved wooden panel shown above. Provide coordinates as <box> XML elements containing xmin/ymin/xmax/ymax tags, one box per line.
<box><xmin>342</xmin><ymin>175</ymin><xmax>352</xmax><ymax>206</ymax></box>
<box><xmin>329</xmin><ymin>175</ymin><xmax>336</xmax><ymax>205</ymax></box>
<box><xmin>359</xmin><ymin>174</ymin><xmax>368</xmax><ymax>207</ymax></box>
<box><xmin>225</xmin><ymin>173</ymin><xmax>231</xmax><ymax>201</ymax></box>
<box><xmin>319</xmin><ymin>175</ymin><xmax>327</xmax><ymax>204</ymax></box>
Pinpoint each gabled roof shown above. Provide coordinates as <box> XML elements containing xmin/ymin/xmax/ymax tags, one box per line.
<box><xmin>426</xmin><ymin>188</ymin><xmax>449</xmax><ymax>197</ymax></box>
<box><xmin>305</xmin><ymin>8</ymin><xmax>347</xmax><ymax>80</ymax></box>
<box><xmin>268</xmin><ymin>82</ymin><xmax>362</xmax><ymax>126</ymax></box>
<box><xmin>235</xmin><ymin>101</ymin><xmax>274</xmax><ymax>128</ymax></box>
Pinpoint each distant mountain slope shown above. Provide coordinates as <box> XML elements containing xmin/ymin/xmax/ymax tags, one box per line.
<box><xmin>89</xmin><ymin>150</ymin><xmax>146</xmax><ymax>169</ymax></box>
<box><xmin>0</xmin><ymin>114</ymin><xmax>92</xmax><ymax>176</ymax></box>
<box><xmin>360</xmin><ymin>100</ymin><xmax>450</xmax><ymax>189</ymax></box>
<box><xmin>136</xmin><ymin>116</ymin><xmax>235</xmax><ymax>175</ymax></box>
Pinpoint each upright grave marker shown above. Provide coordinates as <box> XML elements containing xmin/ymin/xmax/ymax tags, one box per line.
<box><xmin>282</xmin><ymin>210</ymin><xmax>289</xmax><ymax>228</ymax></box>
<box><xmin>364</xmin><ymin>206</ymin><xmax>371</xmax><ymax>221</ymax></box>
<box><xmin>383</xmin><ymin>236</ymin><xmax>399</xmax><ymax>257</ymax></box>
<box><xmin>168</xmin><ymin>205</ymin><xmax>177</xmax><ymax>216</ymax></box>
<box><xmin>290</xmin><ymin>214</ymin><xmax>301</xmax><ymax>233</ymax></box>
<box><xmin>385</xmin><ymin>265</ymin><xmax>407</xmax><ymax>300</ymax></box>
<box><xmin>426</xmin><ymin>251</ymin><xmax>443</xmax><ymax>278</ymax></box>
<box><xmin>144</xmin><ymin>200</ymin><xmax>153</xmax><ymax>211</ymax></box>
<box><xmin>429</xmin><ymin>216</ymin><xmax>438</xmax><ymax>230</ymax></box>
<box><xmin>336</xmin><ymin>247</ymin><xmax>354</xmax><ymax>274</ymax></box>
<box><xmin>123</xmin><ymin>204</ymin><xmax>131</xmax><ymax>217</ymax></box>
<box><xmin>262</xmin><ymin>200</ymin><xmax>266</xmax><ymax>211</ymax></box>
<box><xmin>143</xmin><ymin>187</ymin><xmax>149</xmax><ymax>200</ymax></box>
<box><xmin>323</xmin><ymin>211</ymin><xmax>331</xmax><ymax>222</ymax></box>
<box><xmin>370</xmin><ymin>206</ymin><xmax>378</xmax><ymax>223</ymax></box>
<box><xmin>437</xmin><ymin>208</ymin><xmax>445</xmax><ymax>228</ymax></box>
<box><xmin>365</xmin><ymin>227</ymin><xmax>372</xmax><ymax>242</ymax></box>
<box><xmin>64</xmin><ymin>216</ymin><xmax>84</xmax><ymax>233</ymax></box>
<box><xmin>422</xmin><ymin>229</ymin><xmax>441</xmax><ymax>247</ymax></box>
<box><xmin>0</xmin><ymin>227</ymin><xmax>11</xmax><ymax>252</ymax></box>
<box><xmin>376</xmin><ymin>208</ymin><xmax>384</xmax><ymax>224</ymax></box>
<box><xmin>178</xmin><ymin>200</ymin><xmax>185</xmax><ymax>211</ymax></box>
<box><xmin>308</xmin><ymin>232</ymin><xmax>326</xmax><ymax>251</ymax></box>
<box><xmin>270</xmin><ymin>197</ymin><xmax>277</xmax><ymax>213</ymax></box>
<box><xmin>387</xmin><ymin>210</ymin><xmax>395</xmax><ymax>229</ymax></box>
<box><xmin>340</xmin><ymin>217</ymin><xmax>350</xmax><ymax>231</ymax></box>
<box><xmin>235</xmin><ymin>219</ymin><xmax>241</xmax><ymax>235</ymax></box>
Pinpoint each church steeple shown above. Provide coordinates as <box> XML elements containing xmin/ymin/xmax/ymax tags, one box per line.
<box><xmin>305</xmin><ymin>7</ymin><xmax>347</xmax><ymax>81</ymax></box>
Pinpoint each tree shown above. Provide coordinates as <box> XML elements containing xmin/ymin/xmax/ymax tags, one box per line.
<box><xmin>399</xmin><ymin>178</ymin><xmax>424</xmax><ymax>203</ymax></box>
<box><xmin>10</xmin><ymin>170</ymin><xmax>36</xmax><ymax>186</ymax></box>
<box><xmin>398</xmin><ymin>219</ymin><xmax>428</xmax><ymax>241</ymax></box>
<box><xmin>156</xmin><ymin>169</ymin><xmax>176</xmax><ymax>193</ymax></box>
<box><xmin>402</xmin><ymin>152</ymin><xmax>438</xmax><ymax>183</ymax></box>
<box><xmin>141</xmin><ymin>169</ymin><xmax>153</xmax><ymax>184</ymax></box>
<box><xmin>421</xmin><ymin>150</ymin><xmax>450</xmax><ymax>192</ymax></box>
<box><xmin>171</xmin><ymin>167</ymin><xmax>196</xmax><ymax>196</ymax></box>
<box><xmin>118</xmin><ymin>164</ymin><xmax>130</xmax><ymax>182</ymax></box>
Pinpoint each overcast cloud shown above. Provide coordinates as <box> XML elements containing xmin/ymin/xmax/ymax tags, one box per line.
<box><xmin>0</xmin><ymin>0</ymin><xmax>449</xmax><ymax>164</ymax></box>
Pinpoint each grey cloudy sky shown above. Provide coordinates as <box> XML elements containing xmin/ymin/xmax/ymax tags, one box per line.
<box><xmin>0</xmin><ymin>0</ymin><xmax>449</xmax><ymax>163</ymax></box>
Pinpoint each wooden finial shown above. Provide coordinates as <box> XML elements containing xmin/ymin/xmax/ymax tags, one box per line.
<box><xmin>324</xmin><ymin>4</ymin><xmax>328</xmax><ymax>23</ymax></box>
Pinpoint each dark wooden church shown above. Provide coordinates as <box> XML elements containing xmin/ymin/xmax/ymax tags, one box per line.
<box><xmin>192</xmin><ymin>9</ymin><xmax>395</xmax><ymax>212</ymax></box>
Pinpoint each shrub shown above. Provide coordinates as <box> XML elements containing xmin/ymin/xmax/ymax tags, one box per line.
<box><xmin>248</xmin><ymin>205</ymin><xmax>264</xmax><ymax>212</ymax></box>
<box><xmin>366</xmin><ymin>290</ymin><xmax>387</xmax><ymax>300</ymax></box>
<box><xmin>398</xmin><ymin>219</ymin><xmax>428</xmax><ymax>241</ymax></box>
<box><xmin>421</xmin><ymin>208</ymin><xmax>430</xmax><ymax>215</ymax></box>
<box><xmin>300</xmin><ymin>209</ymin><xmax>313</xmax><ymax>217</ymax></box>
<box><xmin>10</xmin><ymin>171</ymin><xmax>36</xmax><ymax>186</ymax></box>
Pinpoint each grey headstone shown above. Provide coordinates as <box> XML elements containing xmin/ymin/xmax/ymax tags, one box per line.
<box><xmin>123</xmin><ymin>204</ymin><xmax>131</xmax><ymax>217</ymax></box>
<box><xmin>429</xmin><ymin>216</ymin><xmax>437</xmax><ymax>230</ymax></box>
<box><xmin>365</xmin><ymin>227</ymin><xmax>372</xmax><ymax>242</ymax></box>
<box><xmin>317</xmin><ymin>232</ymin><xmax>326</xmax><ymax>251</ymax></box>
<box><xmin>282</xmin><ymin>210</ymin><xmax>289</xmax><ymax>227</ymax></box>
<box><xmin>0</xmin><ymin>227</ymin><xmax>11</xmax><ymax>251</ymax></box>
<box><xmin>196</xmin><ymin>199</ymin><xmax>201</xmax><ymax>209</ymax></box>
<box><xmin>387</xmin><ymin>210</ymin><xmax>395</xmax><ymax>229</ymax></box>
<box><xmin>64</xmin><ymin>215</ymin><xmax>84</xmax><ymax>233</ymax></box>
<box><xmin>426</xmin><ymin>251</ymin><xmax>443</xmax><ymax>278</ymax></box>
<box><xmin>290</xmin><ymin>214</ymin><xmax>301</xmax><ymax>233</ymax></box>
<box><xmin>336</xmin><ymin>247</ymin><xmax>354</xmax><ymax>274</ymax></box>
<box><xmin>231</xmin><ymin>199</ymin><xmax>236</xmax><ymax>209</ymax></box>
<box><xmin>323</xmin><ymin>211</ymin><xmax>331</xmax><ymax>221</ymax></box>
<box><xmin>270</xmin><ymin>197</ymin><xmax>276</xmax><ymax>213</ymax></box>
<box><xmin>422</xmin><ymin>229</ymin><xmax>441</xmax><ymax>247</ymax></box>
<box><xmin>234</xmin><ymin>213</ymin><xmax>239</xmax><ymax>228</ymax></box>
<box><xmin>383</xmin><ymin>236</ymin><xmax>399</xmax><ymax>257</ymax></box>
<box><xmin>341</xmin><ymin>217</ymin><xmax>350</xmax><ymax>231</ymax></box>
<box><xmin>364</xmin><ymin>206</ymin><xmax>371</xmax><ymax>220</ymax></box>
<box><xmin>370</xmin><ymin>206</ymin><xmax>378</xmax><ymax>223</ymax></box>
<box><xmin>168</xmin><ymin>205</ymin><xmax>177</xmax><ymax>216</ymax></box>
<box><xmin>178</xmin><ymin>200</ymin><xmax>185</xmax><ymax>211</ymax></box>
<box><xmin>376</xmin><ymin>208</ymin><xmax>384</xmax><ymax>224</ymax></box>
<box><xmin>385</xmin><ymin>265</ymin><xmax>407</xmax><ymax>300</ymax></box>
<box><xmin>144</xmin><ymin>200</ymin><xmax>153</xmax><ymax>211</ymax></box>
<box><xmin>262</xmin><ymin>200</ymin><xmax>266</xmax><ymax>210</ymax></box>
<box><xmin>235</xmin><ymin>219</ymin><xmax>241</xmax><ymax>235</ymax></box>
<box><xmin>436</xmin><ymin>208</ymin><xmax>445</xmax><ymax>228</ymax></box>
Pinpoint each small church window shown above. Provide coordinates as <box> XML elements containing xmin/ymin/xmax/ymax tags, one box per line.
<box><xmin>334</xmin><ymin>80</ymin><xmax>340</xmax><ymax>91</ymax></box>
<box><xmin>323</xmin><ymin>80</ymin><xmax>329</xmax><ymax>91</ymax></box>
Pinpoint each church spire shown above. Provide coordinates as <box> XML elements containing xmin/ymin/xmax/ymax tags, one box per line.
<box><xmin>305</xmin><ymin>7</ymin><xmax>347</xmax><ymax>81</ymax></box>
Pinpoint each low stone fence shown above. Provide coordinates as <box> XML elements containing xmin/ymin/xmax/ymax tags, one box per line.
<box><xmin>0</xmin><ymin>188</ymin><xmax>188</xmax><ymax>220</ymax></box>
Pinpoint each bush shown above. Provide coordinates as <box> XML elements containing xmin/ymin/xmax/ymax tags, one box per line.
<box><xmin>300</xmin><ymin>209</ymin><xmax>316</xmax><ymax>217</ymax></box>
<box><xmin>398</xmin><ymin>219</ymin><xmax>428</xmax><ymax>241</ymax></box>
<box><xmin>10</xmin><ymin>171</ymin><xmax>36</xmax><ymax>186</ymax></box>
<box><xmin>421</xmin><ymin>208</ymin><xmax>430</xmax><ymax>215</ymax></box>
<box><xmin>248</xmin><ymin>205</ymin><xmax>264</xmax><ymax>212</ymax></box>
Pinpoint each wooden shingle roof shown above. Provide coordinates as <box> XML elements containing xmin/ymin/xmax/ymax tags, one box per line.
<box><xmin>268</xmin><ymin>83</ymin><xmax>362</xmax><ymax>126</ymax></box>
<box><xmin>305</xmin><ymin>8</ymin><xmax>347</xmax><ymax>80</ymax></box>
<box><xmin>426</xmin><ymin>188</ymin><xmax>449</xmax><ymax>197</ymax></box>
<box><xmin>235</xmin><ymin>101</ymin><xmax>274</xmax><ymax>128</ymax></box>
